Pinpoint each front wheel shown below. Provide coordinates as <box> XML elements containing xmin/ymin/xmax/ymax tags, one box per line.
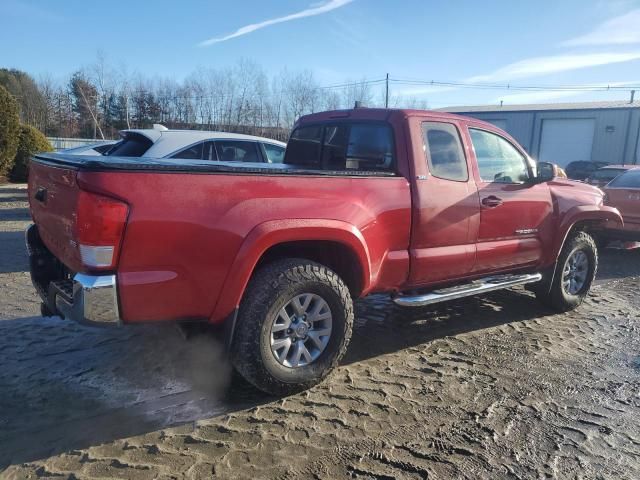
<box><xmin>535</xmin><ymin>231</ymin><xmax>598</xmax><ymax>312</ymax></box>
<box><xmin>231</xmin><ymin>259</ymin><xmax>354</xmax><ymax>396</ymax></box>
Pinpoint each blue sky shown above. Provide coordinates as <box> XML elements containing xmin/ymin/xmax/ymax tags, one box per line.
<box><xmin>2</xmin><ymin>0</ymin><xmax>640</xmax><ymax>107</ymax></box>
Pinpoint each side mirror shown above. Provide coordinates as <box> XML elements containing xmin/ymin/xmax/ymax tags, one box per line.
<box><xmin>535</xmin><ymin>161</ymin><xmax>557</xmax><ymax>183</ymax></box>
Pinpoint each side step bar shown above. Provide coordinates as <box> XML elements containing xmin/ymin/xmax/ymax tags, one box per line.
<box><xmin>393</xmin><ymin>273</ymin><xmax>542</xmax><ymax>307</ymax></box>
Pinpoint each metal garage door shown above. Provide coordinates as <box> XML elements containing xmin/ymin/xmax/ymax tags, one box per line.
<box><xmin>538</xmin><ymin>118</ymin><xmax>595</xmax><ymax>167</ymax></box>
<box><xmin>487</xmin><ymin>119</ymin><xmax>507</xmax><ymax>131</ymax></box>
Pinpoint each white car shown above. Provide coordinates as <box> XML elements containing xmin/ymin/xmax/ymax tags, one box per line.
<box><xmin>60</xmin><ymin>141</ymin><xmax>119</xmax><ymax>156</ymax></box>
<box><xmin>105</xmin><ymin>124</ymin><xmax>287</xmax><ymax>164</ymax></box>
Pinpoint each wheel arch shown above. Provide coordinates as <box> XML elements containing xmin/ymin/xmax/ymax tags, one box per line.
<box><xmin>538</xmin><ymin>206</ymin><xmax>620</xmax><ymax>294</ymax></box>
<box><xmin>210</xmin><ymin>219</ymin><xmax>371</xmax><ymax>324</ymax></box>
<box><xmin>548</xmin><ymin>205</ymin><xmax>622</xmax><ymax>265</ymax></box>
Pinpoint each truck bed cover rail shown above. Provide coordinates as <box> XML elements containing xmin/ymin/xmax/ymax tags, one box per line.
<box><xmin>33</xmin><ymin>153</ymin><xmax>397</xmax><ymax>177</ymax></box>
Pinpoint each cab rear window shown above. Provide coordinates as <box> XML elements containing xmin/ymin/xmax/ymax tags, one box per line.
<box><xmin>284</xmin><ymin>123</ymin><xmax>395</xmax><ymax>173</ymax></box>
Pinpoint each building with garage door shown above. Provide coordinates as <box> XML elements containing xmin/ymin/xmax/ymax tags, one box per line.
<box><xmin>441</xmin><ymin>101</ymin><xmax>640</xmax><ymax>168</ymax></box>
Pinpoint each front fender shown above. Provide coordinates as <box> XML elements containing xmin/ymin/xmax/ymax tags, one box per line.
<box><xmin>209</xmin><ymin>219</ymin><xmax>371</xmax><ymax>323</ymax></box>
<box><xmin>548</xmin><ymin>205</ymin><xmax>623</xmax><ymax>264</ymax></box>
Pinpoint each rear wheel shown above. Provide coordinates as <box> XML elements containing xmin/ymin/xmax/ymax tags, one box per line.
<box><xmin>535</xmin><ymin>231</ymin><xmax>598</xmax><ymax>312</ymax></box>
<box><xmin>231</xmin><ymin>259</ymin><xmax>354</xmax><ymax>396</ymax></box>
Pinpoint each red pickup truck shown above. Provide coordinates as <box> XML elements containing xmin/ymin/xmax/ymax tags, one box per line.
<box><xmin>27</xmin><ymin>108</ymin><xmax>622</xmax><ymax>395</ymax></box>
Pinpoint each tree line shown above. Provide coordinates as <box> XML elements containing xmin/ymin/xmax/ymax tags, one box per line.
<box><xmin>1</xmin><ymin>56</ymin><xmax>428</xmax><ymax>142</ymax></box>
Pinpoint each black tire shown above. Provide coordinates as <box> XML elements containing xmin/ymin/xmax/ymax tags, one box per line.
<box><xmin>535</xmin><ymin>231</ymin><xmax>598</xmax><ymax>312</ymax></box>
<box><xmin>230</xmin><ymin>258</ymin><xmax>354</xmax><ymax>396</ymax></box>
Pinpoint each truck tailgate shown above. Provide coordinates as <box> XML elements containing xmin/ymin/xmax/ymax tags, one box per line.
<box><xmin>28</xmin><ymin>160</ymin><xmax>83</xmax><ymax>272</ymax></box>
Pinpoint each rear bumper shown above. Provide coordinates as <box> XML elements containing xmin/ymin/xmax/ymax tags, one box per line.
<box><xmin>55</xmin><ymin>274</ymin><xmax>121</xmax><ymax>325</ymax></box>
<box><xmin>26</xmin><ymin>224</ymin><xmax>121</xmax><ymax>326</ymax></box>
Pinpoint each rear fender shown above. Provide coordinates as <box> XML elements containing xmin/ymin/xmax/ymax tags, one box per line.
<box><xmin>210</xmin><ymin>219</ymin><xmax>371</xmax><ymax>323</ymax></box>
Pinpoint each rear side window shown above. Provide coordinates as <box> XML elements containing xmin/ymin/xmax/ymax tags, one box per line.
<box><xmin>422</xmin><ymin>122</ymin><xmax>468</xmax><ymax>181</ymax></box>
<box><xmin>216</xmin><ymin>141</ymin><xmax>260</xmax><ymax>162</ymax></box>
<box><xmin>106</xmin><ymin>134</ymin><xmax>152</xmax><ymax>157</ymax></box>
<box><xmin>263</xmin><ymin>143</ymin><xmax>285</xmax><ymax>163</ymax></box>
<box><xmin>608</xmin><ymin>169</ymin><xmax>640</xmax><ymax>188</ymax></box>
<box><xmin>171</xmin><ymin>142</ymin><xmax>204</xmax><ymax>160</ymax></box>
<box><xmin>285</xmin><ymin>123</ymin><xmax>395</xmax><ymax>172</ymax></box>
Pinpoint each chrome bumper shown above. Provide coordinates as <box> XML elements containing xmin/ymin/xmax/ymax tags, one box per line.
<box><xmin>55</xmin><ymin>273</ymin><xmax>122</xmax><ymax>325</ymax></box>
<box><xmin>26</xmin><ymin>223</ymin><xmax>122</xmax><ymax>326</ymax></box>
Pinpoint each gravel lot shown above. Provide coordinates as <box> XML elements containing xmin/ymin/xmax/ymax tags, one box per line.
<box><xmin>1</xmin><ymin>183</ymin><xmax>639</xmax><ymax>479</ymax></box>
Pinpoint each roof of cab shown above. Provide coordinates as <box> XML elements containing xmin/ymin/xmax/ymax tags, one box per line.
<box><xmin>296</xmin><ymin>107</ymin><xmax>495</xmax><ymax>128</ymax></box>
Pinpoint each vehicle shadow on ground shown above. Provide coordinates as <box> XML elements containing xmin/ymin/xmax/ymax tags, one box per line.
<box><xmin>0</xmin><ymin>288</ymin><xmax>553</xmax><ymax>468</ymax></box>
<box><xmin>596</xmin><ymin>248</ymin><xmax>640</xmax><ymax>283</ymax></box>
<box><xmin>0</xmin><ymin>195</ymin><xmax>28</xmax><ymax>203</ymax></box>
<box><xmin>0</xmin><ymin>207</ymin><xmax>30</xmax><ymax>220</ymax></box>
<box><xmin>0</xmin><ymin>231</ymin><xmax>29</xmax><ymax>273</ymax></box>
<box><xmin>0</xmin><ymin>187</ymin><xmax>28</xmax><ymax>195</ymax></box>
<box><xmin>344</xmin><ymin>288</ymin><xmax>551</xmax><ymax>365</ymax></box>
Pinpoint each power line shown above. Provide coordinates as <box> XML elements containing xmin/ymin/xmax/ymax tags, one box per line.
<box><xmin>318</xmin><ymin>78</ymin><xmax>386</xmax><ymax>89</ymax></box>
<box><xmin>388</xmin><ymin>78</ymin><xmax>640</xmax><ymax>92</ymax></box>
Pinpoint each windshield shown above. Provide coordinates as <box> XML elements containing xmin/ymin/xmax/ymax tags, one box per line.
<box><xmin>592</xmin><ymin>168</ymin><xmax>625</xmax><ymax>180</ymax></box>
<box><xmin>608</xmin><ymin>169</ymin><xmax>640</xmax><ymax>188</ymax></box>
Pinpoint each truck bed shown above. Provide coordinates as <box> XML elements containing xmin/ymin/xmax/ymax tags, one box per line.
<box><xmin>28</xmin><ymin>153</ymin><xmax>412</xmax><ymax>324</ymax></box>
<box><xmin>34</xmin><ymin>153</ymin><xmax>396</xmax><ymax>177</ymax></box>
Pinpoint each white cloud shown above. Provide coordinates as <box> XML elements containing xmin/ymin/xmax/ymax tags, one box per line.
<box><xmin>563</xmin><ymin>9</ymin><xmax>640</xmax><ymax>46</ymax></box>
<box><xmin>468</xmin><ymin>52</ymin><xmax>640</xmax><ymax>83</ymax></box>
<box><xmin>198</xmin><ymin>0</ymin><xmax>355</xmax><ymax>47</ymax></box>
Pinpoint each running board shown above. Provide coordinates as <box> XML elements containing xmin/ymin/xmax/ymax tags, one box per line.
<box><xmin>393</xmin><ymin>273</ymin><xmax>543</xmax><ymax>307</ymax></box>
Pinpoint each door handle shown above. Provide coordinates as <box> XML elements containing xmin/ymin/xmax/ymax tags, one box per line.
<box><xmin>481</xmin><ymin>195</ymin><xmax>503</xmax><ymax>208</ymax></box>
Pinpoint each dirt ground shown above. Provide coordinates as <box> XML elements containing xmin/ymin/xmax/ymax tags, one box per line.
<box><xmin>1</xmin><ymin>182</ymin><xmax>639</xmax><ymax>479</ymax></box>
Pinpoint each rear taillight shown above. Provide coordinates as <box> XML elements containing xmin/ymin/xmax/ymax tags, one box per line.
<box><xmin>76</xmin><ymin>190</ymin><xmax>128</xmax><ymax>269</ymax></box>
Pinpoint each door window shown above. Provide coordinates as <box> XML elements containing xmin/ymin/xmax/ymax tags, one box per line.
<box><xmin>170</xmin><ymin>142</ymin><xmax>204</xmax><ymax>160</ymax></box>
<box><xmin>470</xmin><ymin>129</ymin><xmax>530</xmax><ymax>183</ymax></box>
<box><xmin>215</xmin><ymin>141</ymin><xmax>260</xmax><ymax>162</ymax></box>
<box><xmin>422</xmin><ymin>122</ymin><xmax>468</xmax><ymax>181</ymax></box>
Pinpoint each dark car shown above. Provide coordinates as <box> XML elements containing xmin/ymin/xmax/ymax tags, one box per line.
<box><xmin>565</xmin><ymin>161</ymin><xmax>608</xmax><ymax>181</ymax></box>
<box><xmin>586</xmin><ymin>165</ymin><xmax>637</xmax><ymax>188</ymax></box>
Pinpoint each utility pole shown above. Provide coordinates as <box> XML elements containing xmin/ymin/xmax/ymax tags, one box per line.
<box><xmin>385</xmin><ymin>73</ymin><xmax>389</xmax><ymax>108</ymax></box>
<box><xmin>631</xmin><ymin>90</ymin><xmax>636</xmax><ymax>104</ymax></box>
